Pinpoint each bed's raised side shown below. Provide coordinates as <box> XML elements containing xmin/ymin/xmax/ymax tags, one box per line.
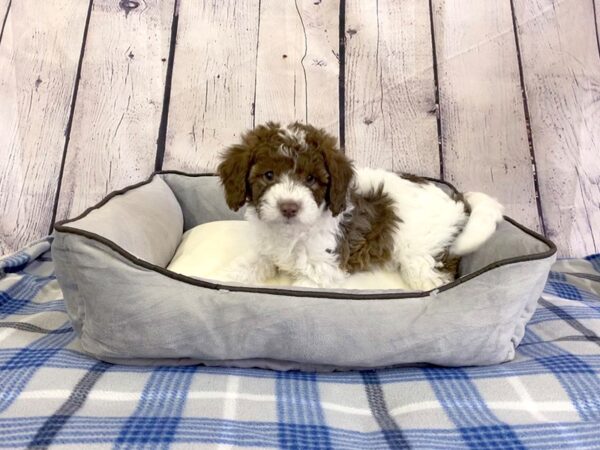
<box><xmin>160</xmin><ymin>173</ymin><xmax>243</xmax><ymax>231</ymax></box>
<box><xmin>55</xmin><ymin>176</ymin><xmax>183</xmax><ymax>268</ymax></box>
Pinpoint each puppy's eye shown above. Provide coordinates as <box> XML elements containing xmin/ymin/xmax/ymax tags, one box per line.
<box><xmin>306</xmin><ymin>175</ymin><xmax>316</xmax><ymax>185</ymax></box>
<box><xmin>263</xmin><ymin>171</ymin><xmax>274</xmax><ymax>181</ymax></box>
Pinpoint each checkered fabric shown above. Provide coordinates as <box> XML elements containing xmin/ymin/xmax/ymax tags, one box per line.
<box><xmin>1</xmin><ymin>238</ymin><xmax>599</xmax><ymax>449</ymax></box>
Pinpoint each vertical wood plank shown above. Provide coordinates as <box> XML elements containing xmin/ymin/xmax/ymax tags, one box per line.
<box><xmin>254</xmin><ymin>0</ymin><xmax>340</xmax><ymax>139</ymax></box>
<box><xmin>0</xmin><ymin>1</ymin><xmax>10</xmax><ymax>39</ymax></box>
<box><xmin>345</xmin><ymin>0</ymin><xmax>439</xmax><ymax>175</ymax></box>
<box><xmin>432</xmin><ymin>0</ymin><xmax>541</xmax><ymax>231</ymax></box>
<box><xmin>55</xmin><ymin>0</ymin><xmax>175</xmax><ymax>222</ymax></box>
<box><xmin>596</xmin><ymin>0</ymin><xmax>600</xmax><ymax>56</ymax></box>
<box><xmin>0</xmin><ymin>0</ymin><xmax>89</xmax><ymax>255</ymax></box>
<box><xmin>163</xmin><ymin>0</ymin><xmax>260</xmax><ymax>172</ymax></box>
<box><xmin>514</xmin><ymin>0</ymin><xmax>600</xmax><ymax>256</ymax></box>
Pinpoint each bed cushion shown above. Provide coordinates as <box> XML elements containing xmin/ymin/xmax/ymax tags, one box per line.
<box><xmin>51</xmin><ymin>172</ymin><xmax>557</xmax><ymax>371</ymax></box>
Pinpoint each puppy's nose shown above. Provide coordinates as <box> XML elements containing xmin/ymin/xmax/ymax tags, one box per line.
<box><xmin>279</xmin><ymin>201</ymin><xmax>300</xmax><ymax>218</ymax></box>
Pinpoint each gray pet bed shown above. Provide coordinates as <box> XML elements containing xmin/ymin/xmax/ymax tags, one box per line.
<box><xmin>52</xmin><ymin>171</ymin><xmax>557</xmax><ymax>371</ymax></box>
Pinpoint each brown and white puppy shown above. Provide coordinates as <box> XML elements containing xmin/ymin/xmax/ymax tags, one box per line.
<box><xmin>217</xmin><ymin>122</ymin><xmax>503</xmax><ymax>290</ymax></box>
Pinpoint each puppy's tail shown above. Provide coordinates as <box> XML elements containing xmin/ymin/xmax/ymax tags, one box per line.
<box><xmin>451</xmin><ymin>192</ymin><xmax>504</xmax><ymax>256</ymax></box>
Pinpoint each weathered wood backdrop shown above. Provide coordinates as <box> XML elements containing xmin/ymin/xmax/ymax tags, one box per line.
<box><xmin>1</xmin><ymin>0</ymin><xmax>599</xmax><ymax>257</ymax></box>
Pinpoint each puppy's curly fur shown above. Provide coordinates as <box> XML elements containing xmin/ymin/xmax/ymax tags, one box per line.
<box><xmin>217</xmin><ymin>122</ymin><xmax>504</xmax><ymax>290</ymax></box>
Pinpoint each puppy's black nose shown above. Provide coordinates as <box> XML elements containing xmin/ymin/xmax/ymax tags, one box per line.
<box><xmin>279</xmin><ymin>201</ymin><xmax>300</xmax><ymax>218</ymax></box>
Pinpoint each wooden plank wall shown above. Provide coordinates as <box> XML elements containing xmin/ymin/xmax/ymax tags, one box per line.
<box><xmin>163</xmin><ymin>0</ymin><xmax>259</xmax><ymax>171</ymax></box>
<box><xmin>254</xmin><ymin>0</ymin><xmax>340</xmax><ymax>137</ymax></box>
<box><xmin>0</xmin><ymin>1</ymin><xmax>10</xmax><ymax>35</ymax></box>
<box><xmin>1</xmin><ymin>0</ymin><xmax>598</xmax><ymax>257</ymax></box>
<box><xmin>163</xmin><ymin>0</ymin><xmax>339</xmax><ymax>172</ymax></box>
<box><xmin>0</xmin><ymin>0</ymin><xmax>90</xmax><ymax>255</ymax></box>
<box><xmin>55</xmin><ymin>0</ymin><xmax>175</xmax><ymax>221</ymax></box>
<box><xmin>513</xmin><ymin>0</ymin><xmax>600</xmax><ymax>256</ymax></box>
<box><xmin>344</xmin><ymin>0</ymin><xmax>439</xmax><ymax>176</ymax></box>
<box><xmin>597</xmin><ymin>0</ymin><xmax>600</xmax><ymax>50</ymax></box>
<box><xmin>431</xmin><ymin>0</ymin><xmax>541</xmax><ymax>231</ymax></box>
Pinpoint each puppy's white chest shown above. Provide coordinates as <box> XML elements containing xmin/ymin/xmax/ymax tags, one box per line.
<box><xmin>258</xmin><ymin>223</ymin><xmax>338</xmax><ymax>274</ymax></box>
<box><xmin>292</xmin><ymin>231</ymin><xmax>334</xmax><ymax>260</ymax></box>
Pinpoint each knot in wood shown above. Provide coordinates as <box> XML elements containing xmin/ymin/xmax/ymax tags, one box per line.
<box><xmin>119</xmin><ymin>0</ymin><xmax>140</xmax><ymax>12</ymax></box>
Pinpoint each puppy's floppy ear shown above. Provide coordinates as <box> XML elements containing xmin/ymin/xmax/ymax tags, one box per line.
<box><xmin>217</xmin><ymin>144</ymin><xmax>253</xmax><ymax>211</ymax></box>
<box><xmin>322</xmin><ymin>144</ymin><xmax>354</xmax><ymax>216</ymax></box>
<box><xmin>300</xmin><ymin>123</ymin><xmax>354</xmax><ymax>216</ymax></box>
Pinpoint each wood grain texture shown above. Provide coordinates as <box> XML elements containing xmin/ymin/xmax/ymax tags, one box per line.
<box><xmin>596</xmin><ymin>0</ymin><xmax>600</xmax><ymax>57</ymax></box>
<box><xmin>163</xmin><ymin>0</ymin><xmax>260</xmax><ymax>172</ymax></box>
<box><xmin>432</xmin><ymin>0</ymin><xmax>541</xmax><ymax>231</ymax></box>
<box><xmin>0</xmin><ymin>0</ymin><xmax>88</xmax><ymax>255</ymax></box>
<box><xmin>344</xmin><ymin>0</ymin><xmax>438</xmax><ymax>175</ymax></box>
<box><xmin>514</xmin><ymin>0</ymin><xmax>600</xmax><ymax>256</ymax></box>
<box><xmin>254</xmin><ymin>0</ymin><xmax>340</xmax><ymax>139</ymax></box>
<box><xmin>0</xmin><ymin>1</ymin><xmax>10</xmax><ymax>38</ymax></box>
<box><xmin>55</xmin><ymin>0</ymin><xmax>175</xmax><ymax>222</ymax></box>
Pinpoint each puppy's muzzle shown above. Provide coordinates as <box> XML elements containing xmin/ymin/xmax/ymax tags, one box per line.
<box><xmin>279</xmin><ymin>200</ymin><xmax>300</xmax><ymax>218</ymax></box>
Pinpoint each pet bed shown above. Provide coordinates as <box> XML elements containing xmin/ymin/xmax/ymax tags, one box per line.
<box><xmin>52</xmin><ymin>171</ymin><xmax>557</xmax><ymax>371</ymax></box>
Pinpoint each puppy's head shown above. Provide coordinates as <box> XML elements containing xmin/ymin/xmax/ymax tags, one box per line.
<box><xmin>217</xmin><ymin>122</ymin><xmax>354</xmax><ymax>225</ymax></box>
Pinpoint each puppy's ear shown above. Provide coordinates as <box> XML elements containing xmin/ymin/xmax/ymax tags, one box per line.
<box><xmin>217</xmin><ymin>144</ymin><xmax>253</xmax><ymax>211</ymax></box>
<box><xmin>322</xmin><ymin>144</ymin><xmax>354</xmax><ymax>216</ymax></box>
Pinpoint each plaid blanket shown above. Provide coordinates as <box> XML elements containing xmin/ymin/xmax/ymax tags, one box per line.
<box><xmin>1</xmin><ymin>239</ymin><xmax>599</xmax><ymax>449</ymax></box>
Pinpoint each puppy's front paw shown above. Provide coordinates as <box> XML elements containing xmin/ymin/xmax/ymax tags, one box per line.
<box><xmin>405</xmin><ymin>274</ymin><xmax>447</xmax><ymax>292</ymax></box>
<box><xmin>225</xmin><ymin>256</ymin><xmax>276</xmax><ymax>286</ymax></box>
<box><xmin>226</xmin><ymin>266</ymin><xmax>259</xmax><ymax>285</ymax></box>
<box><xmin>401</xmin><ymin>256</ymin><xmax>452</xmax><ymax>291</ymax></box>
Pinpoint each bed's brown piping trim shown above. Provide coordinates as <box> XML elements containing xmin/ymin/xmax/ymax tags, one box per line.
<box><xmin>54</xmin><ymin>171</ymin><xmax>558</xmax><ymax>300</ymax></box>
<box><xmin>54</xmin><ymin>171</ymin><xmax>216</xmax><ymax>226</ymax></box>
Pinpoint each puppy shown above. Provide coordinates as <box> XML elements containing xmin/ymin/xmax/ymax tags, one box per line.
<box><xmin>217</xmin><ymin>122</ymin><xmax>504</xmax><ymax>290</ymax></box>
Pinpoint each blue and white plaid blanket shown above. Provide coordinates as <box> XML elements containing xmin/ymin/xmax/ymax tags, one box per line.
<box><xmin>1</xmin><ymin>238</ymin><xmax>599</xmax><ymax>449</ymax></box>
